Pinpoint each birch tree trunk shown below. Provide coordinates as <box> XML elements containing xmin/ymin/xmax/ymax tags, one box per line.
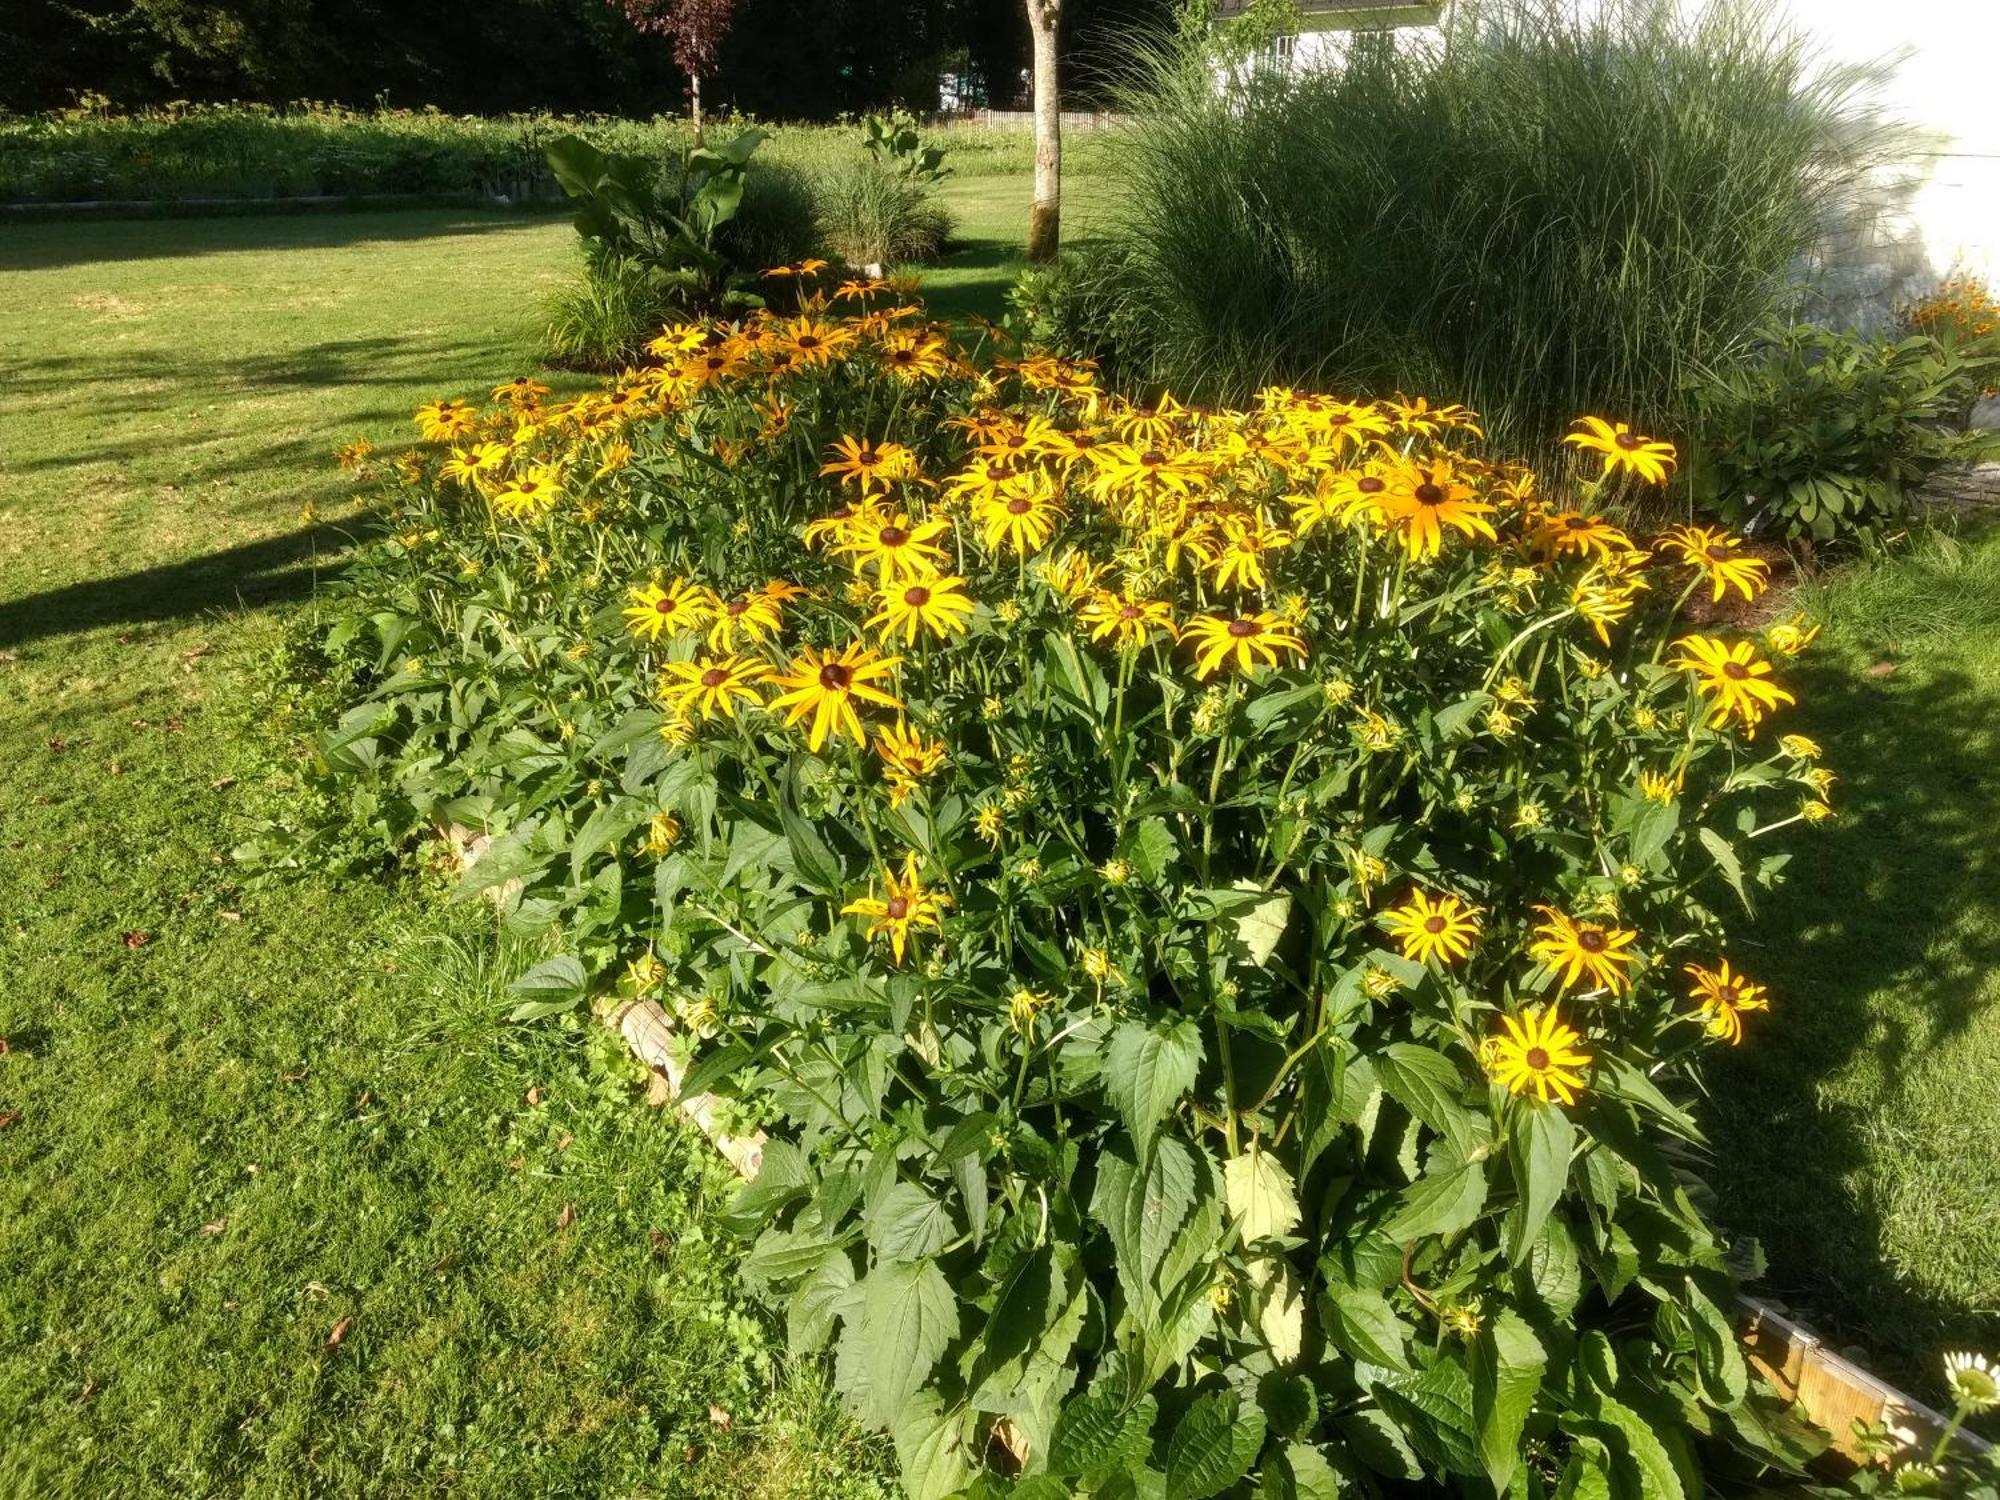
<box><xmin>1025</xmin><ymin>0</ymin><xmax>1062</xmax><ymax>263</ymax></box>
<box><xmin>690</xmin><ymin>71</ymin><xmax>705</xmax><ymax>146</ymax></box>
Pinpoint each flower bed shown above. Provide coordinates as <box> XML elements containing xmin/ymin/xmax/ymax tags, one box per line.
<box><xmin>314</xmin><ymin>271</ymin><xmax>1844</xmax><ymax>1496</ymax></box>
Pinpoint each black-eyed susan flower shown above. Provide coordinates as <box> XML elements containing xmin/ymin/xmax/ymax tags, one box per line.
<box><xmin>1765</xmin><ymin>614</ymin><xmax>1821</xmax><ymax>657</ymax></box>
<box><xmin>821</xmin><ymin>435</ymin><xmax>919</xmax><ymax>496</ymax></box>
<box><xmin>1037</xmin><ymin>547</ymin><xmax>1108</xmax><ymax>602</ymax></box>
<box><xmin>1078</xmin><ymin>587</ymin><xmax>1174</xmax><ymax>650</ymax></box>
<box><xmin>1778</xmin><ymin>733</ymin><xmax>1822</xmax><ymax>761</ymax></box>
<box><xmin>841</xmin><ymin>853</ymin><xmax>949</xmax><ymax>966</ymax></box>
<box><xmin>701</xmin><ymin>589</ymin><xmax>785</xmax><ymax>652</ymax></box>
<box><xmin>775</xmin><ymin>314</ymin><xmax>855</xmax><ymax>367</ymax></box>
<box><xmin>440</xmin><ymin>441</ymin><xmax>509</xmax><ymax>488</ymax></box>
<box><xmin>1670</xmin><ymin>634</ymin><xmax>1796</xmax><ymax>736</ymax></box>
<box><xmin>1380</xmin><ymin>889</ymin><xmax>1482</xmax><ymax>965</ymax></box>
<box><xmin>491</xmin><ymin>375</ymin><xmax>551</xmax><ymax>406</ymax></box>
<box><xmin>874</xmin><ymin>719</ymin><xmax>945</xmax><ymax>806</ymax></box>
<box><xmin>1683</xmin><ymin>959</ymin><xmax>1770</xmax><ymax>1044</ymax></box>
<box><xmin>656</xmin><ymin>656</ymin><xmax>768</xmax><ymax>722</ymax></box>
<box><xmin>1570</xmin><ymin>564</ymin><xmax>1648</xmax><ymax>645</ymax></box>
<box><xmin>1636</xmin><ymin>767</ymin><xmax>1684</xmax><ymax>804</ymax></box>
<box><xmin>1483</xmin><ymin>1004</ymin><xmax>1593</xmax><ymax>1105</ymax></box>
<box><xmin>1377</xmin><ymin>460</ymin><xmax>1498</xmax><ymax>561</ymax></box>
<box><xmin>1659</xmin><ymin>525</ymin><xmax>1769</xmax><ymax>603</ymax></box>
<box><xmin>867</xmin><ymin>576</ymin><xmax>975</xmax><ymax>644</ymax></box>
<box><xmin>415</xmin><ymin>398</ymin><xmax>478</xmax><ymax>443</ymax></box>
<box><xmin>833</xmin><ymin>511</ymin><xmax>953</xmax><ymax>582</ymax></box>
<box><xmin>1385</xmin><ymin>394</ymin><xmax>1484</xmax><ymax>440</ymax></box>
<box><xmin>972</xmin><ymin>482</ymin><xmax>1066</xmax><ymax>556</ymax></box>
<box><xmin>878</xmin><ymin>330</ymin><xmax>953</xmax><ymax>381</ymax></box>
<box><xmin>766</xmin><ymin>641</ymin><xmax>904</xmax><ymax>751</ymax></box>
<box><xmin>1181</xmin><ymin>611</ymin><xmax>1308</xmax><ymax>679</ymax></box>
<box><xmin>1208</xmin><ymin>517</ymin><xmax>1292</xmax><ymax>591</ymax></box>
<box><xmin>622</xmin><ymin>579</ymin><xmax>709</xmax><ymax>643</ymax></box>
<box><xmin>1533</xmin><ymin>510</ymin><xmax>1636</xmax><ymax>563</ymax></box>
<box><xmin>641</xmin><ymin>811</ymin><xmax>682</xmax><ymax>856</ymax></box>
<box><xmin>1529</xmin><ymin>906</ymin><xmax>1640</xmax><ymax>994</ymax></box>
<box><xmin>1564</xmin><ymin>416</ymin><xmax>1678</xmax><ymax>484</ymax></box>
<box><xmin>490</xmin><ymin>466</ymin><xmax>565</xmax><ymax>519</ymax></box>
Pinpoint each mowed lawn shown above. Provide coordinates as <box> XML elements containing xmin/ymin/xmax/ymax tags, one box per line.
<box><xmin>0</xmin><ymin>210</ymin><xmax>886</xmax><ymax>1498</ymax></box>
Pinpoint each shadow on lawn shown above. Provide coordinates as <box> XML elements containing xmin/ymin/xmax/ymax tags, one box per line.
<box><xmin>0</xmin><ymin>522</ymin><xmax>352</xmax><ymax>647</ymax></box>
<box><xmin>1703</xmin><ymin>645</ymin><xmax>2000</xmax><ymax>1402</ymax></box>
<box><xmin>0</xmin><ymin>208</ymin><xmax>554</xmax><ymax>274</ymax></box>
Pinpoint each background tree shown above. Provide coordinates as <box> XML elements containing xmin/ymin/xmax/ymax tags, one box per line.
<box><xmin>615</xmin><ymin>0</ymin><xmax>738</xmax><ymax>140</ymax></box>
<box><xmin>1025</xmin><ymin>0</ymin><xmax>1062</xmax><ymax>261</ymax></box>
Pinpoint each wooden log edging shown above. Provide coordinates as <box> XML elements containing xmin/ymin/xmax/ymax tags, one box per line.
<box><xmin>594</xmin><ymin>998</ymin><xmax>1989</xmax><ymax>1475</ymax></box>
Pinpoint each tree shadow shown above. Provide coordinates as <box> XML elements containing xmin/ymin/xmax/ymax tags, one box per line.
<box><xmin>0</xmin><ymin>208</ymin><xmax>559</xmax><ymax>274</ymax></box>
<box><xmin>1701</xmin><ymin>644</ymin><xmax>2000</xmax><ymax>1415</ymax></box>
<box><xmin>0</xmin><ymin>523</ymin><xmax>356</xmax><ymax>647</ymax></box>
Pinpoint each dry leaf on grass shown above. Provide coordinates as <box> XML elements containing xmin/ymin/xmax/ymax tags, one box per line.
<box><xmin>325</xmin><ymin>1316</ymin><xmax>353</xmax><ymax>1349</ymax></box>
<box><xmin>555</xmin><ymin>1202</ymin><xmax>576</xmax><ymax>1230</ymax></box>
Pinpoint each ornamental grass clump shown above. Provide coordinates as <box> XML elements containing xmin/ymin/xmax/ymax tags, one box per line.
<box><xmin>320</xmin><ymin>267</ymin><xmax>1839</xmax><ymax>1496</ymax></box>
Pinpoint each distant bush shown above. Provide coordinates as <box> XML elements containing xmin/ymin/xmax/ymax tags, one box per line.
<box><xmin>815</xmin><ymin>155</ymin><xmax>954</xmax><ymax>270</ymax></box>
<box><xmin>1077</xmin><ymin>0</ymin><xmax>1899</xmax><ymax>452</ymax></box>
<box><xmin>1691</xmin><ymin>322</ymin><xmax>2000</xmax><ymax>544</ymax></box>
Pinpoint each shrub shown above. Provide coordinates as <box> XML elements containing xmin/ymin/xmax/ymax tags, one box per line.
<box><xmin>542</xmin><ymin>253</ymin><xmax>682</xmax><ymax>370</ymax></box>
<box><xmin>814</xmin><ymin>155</ymin><xmax>953</xmax><ymax>270</ymax></box>
<box><xmin>314</xmin><ymin>280</ymin><xmax>1838</xmax><ymax>1496</ymax></box>
<box><xmin>1691</xmin><ymin>322</ymin><xmax>2000</xmax><ymax>544</ymax></box>
<box><xmin>1081</xmin><ymin>0</ymin><xmax>1897</xmax><ymax>450</ymax></box>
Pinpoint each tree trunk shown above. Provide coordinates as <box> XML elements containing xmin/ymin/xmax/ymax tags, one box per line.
<box><xmin>1025</xmin><ymin>0</ymin><xmax>1062</xmax><ymax>263</ymax></box>
<box><xmin>690</xmin><ymin>71</ymin><xmax>705</xmax><ymax>146</ymax></box>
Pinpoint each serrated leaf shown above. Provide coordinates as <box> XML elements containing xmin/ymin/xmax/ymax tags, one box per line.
<box><xmin>1472</xmin><ymin>1309</ymin><xmax>1547</xmax><ymax>1490</ymax></box>
<box><xmin>889</xmin><ymin>1391</ymin><xmax>976</xmax><ymax>1500</ymax></box>
<box><xmin>1224</xmin><ymin>1147</ymin><xmax>1301</xmax><ymax>1245</ymax></box>
<box><xmin>1049</xmin><ymin>1385</ymin><xmax>1158</xmax><ymax>1481</ymax></box>
<box><xmin>1322</xmin><ymin>1285</ymin><xmax>1411</xmax><ymax>1372</ymax></box>
<box><xmin>1699</xmin><ymin>826</ymin><xmax>1751</xmax><ymax>912</ymax></box>
<box><xmin>1104</xmin><ymin>1019</ymin><xmax>1204</xmax><ymax>1153</ymax></box>
<box><xmin>1375</xmin><ymin>1044</ymin><xmax>1482</xmax><ymax>1158</ymax></box>
<box><xmin>1507</xmin><ymin>1101</ymin><xmax>1574</xmax><ymax>1262</ymax></box>
<box><xmin>865</xmin><ymin>1181</ymin><xmax>955</xmax><ymax>1262</ymax></box>
<box><xmin>786</xmin><ymin>1247</ymin><xmax>855</xmax><ymax>1356</ymax></box>
<box><xmin>1261</xmin><ymin>1443</ymin><xmax>1341</xmax><ymax>1500</ymax></box>
<box><xmin>1165</xmin><ymin>1389</ymin><xmax>1266</xmax><ymax>1500</ymax></box>
<box><xmin>843</xmin><ymin>1257</ymin><xmax>958</xmax><ymax>1430</ymax></box>
<box><xmin>1585</xmin><ymin>1391</ymin><xmax>1685</xmax><ymax>1500</ymax></box>
<box><xmin>1383</xmin><ymin>1156</ymin><xmax>1487</xmax><ymax>1244</ymax></box>
<box><xmin>1234</xmin><ymin>889</ymin><xmax>1292</xmax><ymax>967</ymax></box>
<box><xmin>1090</xmin><ymin>1138</ymin><xmax>1197</xmax><ymax>1314</ymax></box>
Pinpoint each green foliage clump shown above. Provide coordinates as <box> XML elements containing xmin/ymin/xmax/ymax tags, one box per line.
<box><xmin>814</xmin><ymin>155</ymin><xmax>955</xmax><ymax>270</ymax></box>
<box><xmin>1077</xmin><ymin>0</ymin><xmax>1899</xmax><ymax>451</ymax></box>
<box><xmin>1692</xmin><ymin>323</ymin><xmax>2000</xmax><ymax>544</ymax></box>
<box><xmin>301</xmin><ymin>280</ymin><xmax>1848</xmax><ymax>1496</ymax></box>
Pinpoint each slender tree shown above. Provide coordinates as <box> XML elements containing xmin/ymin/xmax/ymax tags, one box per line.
<box><xmin>615</xmin><ymin>0</ymin><xmax>738</xmax><ymax>140</ymax></box>
<box><xmin>1024</xmin><ymin>0</ymin><xmax>1063</xmax><ymax>261</ymax></box>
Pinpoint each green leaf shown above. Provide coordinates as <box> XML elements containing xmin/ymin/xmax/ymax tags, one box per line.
<box><xmin>1165</xmin><ymin>1389</ymin><xmax>1266</xmax><ymax>1500</ymax></box>
<box><xmin>1335</xmin><ymin>1407</ymin><xmax>1422</xmax><ymax>1481</ymax></box>
<box><xmin>842</xmin><ymin>1257</ymin><xmax>959</xmax><ymax>1430</ymax></box>
<box><xmin>1627</xmin><ymin>797</ymin><xmax>1680</xmax><ymax>866</ymax></box>
<box><xmin>1321</xmin><ymin>1285</ymin><xmax>1411</xmax><ymax>1373</ymax></box>
<box><xmin>675</xmin><ymin>1040</ymin><xmax>753</xmax><ymax>1103</ymax></box>
<box><xmin>1471</xmin><ymin>1309</ymin><xmax>1547</xmax><ymax>1490</ymax></box>
<box><xmin>1685</xmin><ymin>1281</ymin><xmax>1749</xmax><ymax>1408</ymax></box>
<box><xmin>1103</xmin><ymin>1019</ymin><xmax>1204</xmax><ymax>1153</ymax></box>
<box><xmin>1584</xmin><ymin>1392</ymin><xmax>1686</xmax><ymax>1500</ymax></box>
<box><xmin>1090</xmin><ymin>1138</ymin><xmax>1197</xmax><ymax>1314</ymax></box>
<box><xmin>1432</xmin><ymin>691</ymin><xmax>1494</xmax><ymax>739</ymax></box>
<box><xmin>1383</xmin><ymin>1156</ymin><xmax>1487</xmax><ymax>1244</ymax></box>
<box><xmin>779</xmin><ymin>756</ymin><xmax>845</xmax><ymax>894</ymax></box>
<box><xmin>889</xmin><ymin>1391</ymin><xmax>975</xmax><ymax>1500</ymax></box>
<box><xmin>1123</xmin><ymin>816</ymin><xmax>1178</xmax><ymax>883</ymax></box>
<box><xmin>864</xmin><ymin>1182</ymin><xmax>955</xmax><ymax>1263</ymax></box>
<box><xmin>1224</xmin><ymin>1147</ymin><xmax>1302</xmax><ymax>1245</ymax></box>
<box><xmin>505</xmin><ymin>954</ymin><xmax>587</xmax><ymax>1020</ymax></box>
<box><xmin>1374</xmin><ymin>1044</ymin><xmax>1481</xmax><ymax>1158</ymax></box>
<box><xmin>1260</xmin><ymin>1443</ymin><xmax>1341</xmax><ymax>1500</ymax></box>
<box><xmin>1048</xmin><ymin>1385</ymin><xmax>1157</xmax><ymax>1481</ymax></box>
<box><xmin>1699</xmin><ymin>827</ymin><xmax>1752</xmax><ymax>912</ymax></box>
<box><xmin>1507</xmin><ymin>1101</ymin><xmax>1574</xmax><ymax>1262</ymax></box>
<box><xmin>786</xmin><ymin>1247</ymin><xmax>855</xmax><ymax>1356</ymax></box>
<box><xmin>1235</xmin><ymin>890</ymin><xmax>1293</xmax><ymax>967</ymax></box>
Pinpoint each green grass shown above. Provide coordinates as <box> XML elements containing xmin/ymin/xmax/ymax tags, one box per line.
<box><xmin>0</xmin><ymin>209</ymin><xmax>887</xmax><ymax>1497</ymax></box>
<box><xmin>1705</xmin><ymin>524</ymin><xmax>2000</xmax><ymax>1428</ymax></box>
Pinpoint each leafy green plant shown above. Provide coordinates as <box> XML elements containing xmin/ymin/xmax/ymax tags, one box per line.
<box><xmin>312</xmin><ymin>287</ymin><xmax>1840</xmax><ymax>1497</ymax></box>
<box><xmin>542</xmin><ymin>253</ymin><xmax>683</xmax><ymax>370</ymax></box>
<box><xmin>546</xmin><ymin>128</ymin><xmax>771</xmax><ymax>316</ymax></box>
<box><xmin>862</xmin><ymin>109</ymin><xmax>951</xmax><ymax>185</ymax></box>
<box><xmin>1077</xmin><ymin>0</ymin><xmax>1901</xmax><ymax>450</ymax></box>
<box><xmin>1691</xmin><ymin>323</ymin><xmax>2000</xmax><ymax>544</ymax></box>
<box><xmin>815</xmin><ymin>155</ymin><xmax>953</xmax><ymax>269</ymax></box>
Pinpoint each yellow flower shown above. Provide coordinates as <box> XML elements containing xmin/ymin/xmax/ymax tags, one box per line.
<box><xmin>1180</xmin><ymin>612</ymin><xmax>1308</xmax><ymax>679</ymax></box>
<box><xmin>1039</xmin><ymin>547</ymin><xmax>1109</xmax><ymax>601</ymax></box>
<box><xmin>867</xmin><ymin>576</ymin><xmax>976</xmax><ymax>644</ymax></box>
<box><xmin>1563</xmin><ymin>416</ymin><xmax>1677</xmax><ymax>484</ymax></box>
<box><xmin>656</xmin><ymin>656</ymin><xmax>769</xmax><ymax>722</ymax></box>
<box><xmin>622</xmin><ymin>579</ymin><xmax>710</xmax><ymax>643</ymax></box>
<box><xmin>1533</xmin><ymin>510</ymin><xmax>1636</xmax><ymax>563</ymax></box>
<box><xmin>491</xmin><ymin>465</ymin><xmax>565</xmax><ymax>519</ymax></box>
<box><xmin>874</xmin><ymin>719</ymin><xmax>946</xmax><ymax>805</ymax></box>
<box><xmin>1765</xmin><ymin>614</ymin><xmax>1821</xmax><ymax>657</ymax></box>
<box><xmin>972</xmin><ymin>480</ymin><xmax>1066</xmax><ymax>557</ymax></box>
<box><xmin>1380</xmin><ymin>889</ymin><xmax>1482</xmax><ymax>965</ymax></box>
<box><xmin>1801</xmin><ymin>798</ymin><xmax>1835</xmax><ymax>824</ymax></box>
<box><xmin>1779</xmin><ymin>733</ymin><xmax>1823</xmax><ymax>761</ymax></box>
<box><xmin>1008</xmin><ymin>987</ymin><xmax>1051</xmax><ymax>1032</ymax></box>
<box><xmin>440</xmin><ymin>441</ymin><xmax>509</xmax><ymax>488</ymax></box>
<box><xmin>833</xmin><ymin>511</ymin><xmax>953</xmax><ymax>582</ymax></box>
<box><xmin>492</xmin><ymin>375</ymin><xmax>550</xmax><ymax>406</ymax></box>
<box><xmin>1570</xmin><ymin>564</ymin><xmax>1648</xmax><ymax>646</ymax></box>
<box><xmin>1484</xmin><ymin>1004</ymin><xmax>1593</xmax><ymax>1106</ymax></box>
<box><xmin>821</xmin><ymin>434</ymin><xmax>919</xmax><ymax>496</ymax></box>
<box><xmin>1376</xmin><ymin>459</ymin><xmax>1498</xmax><ymax>561</ymax></box>
<box><xmin>1529</xmin><ymin>906</ymin><xmax>1641</xmax><ymax>994</ymax></box>
<box><xmin>1208</xmin><ymin>517</ymin><xmax>1293</xmax><ymax>591</ymax></box>
<box><xmin>1660</xmin><ymin>525</ymin><xmax>1769</xmax><ymax>603</ymax></box>
<box><xmin>974</xmin><ymin>803</ymin><xmax>1006</xmax><ymax>844</ymax></box>
<box><xmin>624</xmin><ymin>951</ymin><xmax>665</xmax><ymax>992</ymax></box>
<box><xmin>766</xmin><ymin>641</ymin><xmax>904</xmax><ymax>751</ymax></box>
<box><xmin>414</xmin><ymin>397</ymin><xmax>478</xmax><ymax>443</ymax></box>
<box><xmin>1683</xmin><ymin>959</ymin><xmax>1770</xmax><ymax>1044</ymax></box>
<box><xmin>701</xmin><ymin>589</ymin><xmax>785</xmax><ymax>652</ymax></box>
<box><xmin>1077</xmin><ymin>587</ymin><xmax>1174</xmax><ymax>651</ymax></box>
<box><xmin>1670</xmin><ymin>634</ymin><xmax>1797</xmax><ymax>737</ymax></box>
<box><xmin>841</xmin><ymin>853</ymin><xmax>949</xmax><ymax>965</ymax></box>
<box><xmin>1636</xmin><ymin>768</ymin><xmax>1683</xmax><ymax>805</ymax></box>
<box><xmin>879</xmin><ymin>330</ymin><xmax>953</xmax><ymax>381</ymax></box>
<box><xmin>641</xmin><ymin>811</ymin><xmax>683</xmax><ymax>856</ymax></box>
<box><xmin>1099</xmin><ymin>858</ymin><xmax>1132</xmax><ymax>886</ymax></box>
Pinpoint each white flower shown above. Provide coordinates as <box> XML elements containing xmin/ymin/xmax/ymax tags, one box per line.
<box><xmin>1943</xmin><ymin>1351</ymin><xmax>1999</xmax><ymax>1413</ymax></box>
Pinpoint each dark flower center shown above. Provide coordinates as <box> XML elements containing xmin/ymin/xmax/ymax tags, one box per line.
<box><xmin>1140</xmin><ymin>449</ymin><xmax>1165</xmax><ymax>466</ymax></box>
<box><xmin>1525</xmin><ymin>1046</ymin><xmax>1552</xmax><ymax>1071</ymax></box>
<box><xmin>1358</xmin><ymin>477</ymin><xmax>1386</xmax><ymax>494</ymax></box>
<box><xmin>1071</xmin><ymin>433</ymin><xmax>1096</xmax><ymax>449</ymax></box>
<box><xmin>1414</xmin><ymin>482</ymin><xmax>1445</xmax><ymax>506</ymax></box>
<box><xmin>1119</xmin><ymin>605</ymin><xmax>1141</xmax><ymax>620</ymax></box>
<box><xmin>1719</xmin><ymin>985</ymin><xmax>1741</xmax><ymax>1006</ymax></box>
<box><xmin>903</xmin><ymin>586</ymin><xmax>931</xmax><ymax>607</ymax></box>
<box><xmin>885</xmin><ymin>897</ymin><xmax>910</xmax><ymax>920</ymax></box>
<box><xmin>1578</xmin><ymin>929</ymin><xmax>1608</xmax><ymax>953</ymax></box>
<box><xmin>797</xmin><ymin>335</ymin><xmax>822</xmax><ymax>350</ymax></box>
<box><xmin>704</xmin><ymin>357</ymin><xmax>726</xmax><ymax>372</ymax></box>
<box><xmin>1566</xmin><ymin>516</ymin><xmax>1593</xmax><ymax>531</ymax></box>
<box><xmin>1006</xmin><ymin>498</ymin><xmax>1033</xmax><ymax>515</ymax></box>
<box><xmin>818</xmin><ymin>664</ymin><xmax>852</xmax><ymax>690</ymax></box>
<box><xmin>1424</xmin><ymin>915</ymin><xmax>1448</xmax><ymax>934</ymax></box>
<box><xmin>1614</xmin><ymin>432</ymin><xmax>1642</xmax><ymax>450</ymax></box>
<box><xmin>878</xmin><ymin>526</ymin><xmax>909</xmax><ymax>547</ymax></box>
<box><xmin>1227</xmin><ymin>618</ymin><xmax>1258</xmax><ymax>638</ymax></box>
<box><xmin>892</xmin><ymin>349</ymin><xmax>914</xmax><ymax>364</ymax></box>
<box><xmin>726</xmin><ymin>599</ymin><xmax>749</xmax><ymax>617</ymax></box>
<box><xmin>654</xmin><ymin>598</ymin><xmax>675</xmax><ymax>614</ymax></box>
<box><xmin>1722</xmin><ymin>661</ymin><xmax>1749</xmax><ymax>680</ymax></box>
<box><xmin>856</xmin><ymin>448</ymin><xmax>879</xmax><ymax>466</ymax></box>
<box><xmin>700</xmin><ymin>668</ymin><xmax>728</xmax><ymax>688</ymax></box>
